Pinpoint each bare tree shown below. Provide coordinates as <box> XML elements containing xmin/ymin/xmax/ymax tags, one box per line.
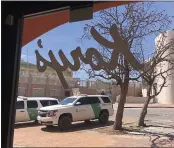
<box><xmin>79</xmin><ymin>2</ymin><xmax>172</xmax><ymax>130</ymax></box>
<box><xmin>138</xmin><ymin>33</ymin><xmax>174</xmax><ymax>126</ymax></box>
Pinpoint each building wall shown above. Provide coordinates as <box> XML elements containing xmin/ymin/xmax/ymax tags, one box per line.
<box><xmin>18</xmin><ymin>60</ymin><xmax>75</xmax><ymax>99</ymax></box>
<box><xmin>18</xmin><ymin>60</ymin><xmax>143</xmax><ymax>101</ymax></box>
<box><xmin>117</xmin><ymin>96</ymin><xmax>154</xmax><ymax>104</ymax></box>
<box><xmin>155</xmin><ymin>30</ymin><xmax>174</xmax><ymax>104</ymax></box>
<box><xmin>18</xmin><ymin>75</ymin><xmax>75</xmax><ymax>99</ymax></box>
<box><xmin>111</xmin><ymin>82</ymin><xmax>142</xmax><ymax>102</ymax></box>
<box><xmin>78</xmin><ymin>87</ymin><xmax>97</xmax><ymax>95</ymax></box>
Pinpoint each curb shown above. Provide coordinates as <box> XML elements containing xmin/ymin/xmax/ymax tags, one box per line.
<box><xmin>124</xmin><ymin>106</ymin><xmax>174</xmax><ymax>108</ymax></box>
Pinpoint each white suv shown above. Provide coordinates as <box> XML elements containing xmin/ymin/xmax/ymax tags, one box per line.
<box><xmin>37</xmin><ymin>95</ymin><xmax>114</xmax><ymax>131</ymax></box>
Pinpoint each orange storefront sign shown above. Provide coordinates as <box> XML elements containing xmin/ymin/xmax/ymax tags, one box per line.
<box><xmin>22</xmin><ymin>1</ymin><xmax>136</xmax><ymax>46</ymax></box>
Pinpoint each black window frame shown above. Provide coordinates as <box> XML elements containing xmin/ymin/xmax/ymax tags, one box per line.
<box><xmin>27</xmin><ymin>100</ymin><xmax>38</xmax><ymax>108</ymax></box>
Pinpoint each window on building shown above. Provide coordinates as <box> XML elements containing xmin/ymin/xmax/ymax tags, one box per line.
<box><xmin>16</xmin><ymin>101</ymin><xmax>24</xmax><ymax>109</ymax></box>
<box><xmin>27</xmin><ymin>101</ymin><xmax>38</xmax><ymax>108</ymax></box>
<box><xmin>101</xmin><ymin>97</ymin><xmax>111</xmax><ymax>103</ymax></box>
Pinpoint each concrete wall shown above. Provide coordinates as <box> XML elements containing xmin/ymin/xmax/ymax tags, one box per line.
<box><xmin>18</xmin><ymin>74</ymin><xmax>78</xmax><ymax>99</ymax></box>
<box><xmin>78</xmin><ymin>87</ymin><xmax>97</xmax><ymax>95</ymax></box>
<box><xmin>116</xmin><ymin>96</ymin><xmax>154</xmax><ymax>104</ymax></box>
<box><xmin>111</xmin><ymin>82</ymin><xmax>142</xmax><ymax>102</ymax></box>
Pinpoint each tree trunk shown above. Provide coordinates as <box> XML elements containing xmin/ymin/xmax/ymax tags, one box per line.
<box><xmin>138</xmin><ymin>95</ymin><xmax>151</xmax><ymax>127</ymax></box>
<box><xmin>113</xmin><ymin>81</ymin><xmax>129</xmax><ymax>130</ymax></box>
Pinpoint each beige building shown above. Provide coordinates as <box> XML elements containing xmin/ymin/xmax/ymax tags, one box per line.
<box><xmin>18</xmin><ymin>59</ymin><xmax>78</xmax><ymax>99</ymax></box>
<box><xmin>155</xmin><ymin>30</ymin><xmax>174</xmax><ymax>104</ymax></box>
<box><xmin>141</xmin><ymin>30</ymin><xmax>174</xmax><ymax>104</ymax></box>
<box><xmin>18</xmin><ymin>59</ymin><xmax>143</xmax><ymax>101</ymax></box>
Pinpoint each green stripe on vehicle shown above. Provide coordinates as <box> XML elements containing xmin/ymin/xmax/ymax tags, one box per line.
<box><xmin>27</xmin><ymin>108</ymin><xmax>38</xmax><ymax>120</ymax></box>
<box><xmin>91</xmin><ymin>104</ymin><xmax>101</xmax><ymax>118</ymax></box>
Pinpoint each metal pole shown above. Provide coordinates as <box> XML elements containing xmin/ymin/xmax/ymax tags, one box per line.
<box><xmin>27</xmin><ymin>48</ymin><xmax>29</xmax><ymax>72</ymax></box>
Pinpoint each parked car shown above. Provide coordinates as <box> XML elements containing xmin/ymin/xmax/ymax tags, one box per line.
<box><xmin>15</xmin><ymin>96</ymin><xmax>59</xmax><ymax>123</ymax></box>
<box><xmin>37</xmin><ymin>94</ymin><xmax>114</xmax><ymax>131</ymax></box>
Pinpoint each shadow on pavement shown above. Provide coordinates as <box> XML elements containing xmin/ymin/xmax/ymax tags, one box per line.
<box><xmin>14</xmin><ymin>121</ymin><xmax>41</xmax><ymax>129</ymax></box>
<box><xmin>148</xmin><ymin>124</ymin><xmax>174</xmax><ymax>129</ymax></box>
<box><xmin>123</xmin><ymin>126</ymin><xmax>174</xmax><ymax>147</ymax></box>
<box><xmin>41</xmin><ymin>120</ymin><xmax>114</xmax><ymax>133</ymax></box>
<box><xmin>124</xmin><ymin>126</ymin><xmax>174</xmax><ymax>138</ymax></box>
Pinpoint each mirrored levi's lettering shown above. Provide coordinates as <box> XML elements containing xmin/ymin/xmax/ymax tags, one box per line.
<box><xmin>35</xmin><ymin>24</ymin><xmax>143</xmax><ymax>89</ymax></box>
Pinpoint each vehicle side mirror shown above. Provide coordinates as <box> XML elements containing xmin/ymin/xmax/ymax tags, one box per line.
<box><xmin>75</xmin><ymin>102</ymin><xmax>81</xmax><ymax>106</ymax></box>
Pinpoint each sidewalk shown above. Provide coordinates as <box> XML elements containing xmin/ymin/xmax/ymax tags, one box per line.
<box><xmin>114</xmin><ymin>103</ymin><xmax>174</xmax><ymax>108</ymax></box>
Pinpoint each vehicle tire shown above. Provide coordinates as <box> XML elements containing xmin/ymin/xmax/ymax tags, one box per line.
<box><xmin>46</xmin><ymin>125</ymin><xmax>54</xmax><ymax>128</ymax></box>
<box><xmin>58</xmin><ymin>116</ymin><xmax>72</xmax><ymax>131</ymax></box>
<box><xmin>84</xmin><ymin>120</ymin><xmax>91</xmax><ymax>124</ymax></box>
<box><xmin>99</xmin><ymin>111</ymin><xmax>109</xmax><ymax>124</ymax></box>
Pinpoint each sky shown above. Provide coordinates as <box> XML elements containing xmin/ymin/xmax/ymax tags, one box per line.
<box><xmin>21</xmin><ymin>2</ymin><xmax>174</xmax><ymax>80</ymax></box>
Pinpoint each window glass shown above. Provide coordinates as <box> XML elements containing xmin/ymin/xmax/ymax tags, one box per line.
<box><xmin>77</xmin><ymin>97</ymin><xmax>100</xmax><ymax>105</ymax></box>
<box><xmin>60</xmin><ymin>97</ymin><xmax>77</xmax><ymax>105</ymax></box>
<box><xmin>50</xmin><ymin>100</ymin><xmax>58</xmax><ymax>105</ymax></box>
<box><xmin>16</xmin><ymin>101</ymin><xmax>24</xmax><ymax>109</ymax></box>
<box><xmin>77</xmin><ymin>97</ymin><xmax>88</xmax><ymax>105</ymax></box>
<box><xmin>91</xmin><ymin>97</ymin><xmax>100</xmax><ymax>104</ymax></box>
<box><xmin>27</xmin><ymin>101</ymin><xmax>38</xmax><ymax>108</ymax></box>
<box><xmin>101</xmin><ymin>97</ymin><xmax>111</xmax><ymax>103</ymax></box>
<box><xmin>40</xmin><ymin>100</ymin><xmax>49</xmax><ymax>107</ymax></box>
<box><xmin>40</xmin><ymin>100</ymin><xmax>58</xmax><ymax>107</ymax></box>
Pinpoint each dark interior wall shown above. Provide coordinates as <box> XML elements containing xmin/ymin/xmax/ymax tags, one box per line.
<box><xmin>2</xmin><ymin>2</ymin><xmax>23</xmax><ymax>148</ymax></box>
<box><xmin>2</xmin><ymin>2</ymin><xmax>94</xmax><ymax>148</ymax></box>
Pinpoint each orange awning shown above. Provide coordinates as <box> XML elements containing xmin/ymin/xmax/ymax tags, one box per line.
<box><xmin>22</xmin><ymin>1</ymin><xmax>136</xmax><ymax>46</ymax></box>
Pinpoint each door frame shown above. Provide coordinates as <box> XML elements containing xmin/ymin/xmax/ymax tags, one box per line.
<box><xmin>2</xmin><ymin>2</ymin><xmax>96</xmax><ymax>148</ymax></box>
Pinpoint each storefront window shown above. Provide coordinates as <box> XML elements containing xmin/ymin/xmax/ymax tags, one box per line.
<box><xmin>13</xmin><ymin>2</ymin><xmax>174</xmax><ymax>147</ymax></box>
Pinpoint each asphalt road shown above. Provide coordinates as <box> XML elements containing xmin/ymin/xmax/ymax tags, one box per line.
<box><xmin>110</xmin><ymin>105</ymin><xmax>174</xmax><ymax>137</ymax></box>
<box><xmin>112</xmin><ymin>104</ymin><xmax>174</xmax><ymax>126</ymax></box>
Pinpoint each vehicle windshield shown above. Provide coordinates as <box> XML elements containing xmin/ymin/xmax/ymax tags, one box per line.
<box><xmin>60</xmin><ymin>97</ymin><xmax>77</xmax><ymax>105</ymax></box>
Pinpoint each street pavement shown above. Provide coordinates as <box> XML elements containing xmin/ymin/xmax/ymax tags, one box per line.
<box><xmin>112</xmin><ymin>103</ymin><xmax>174</xmax><ymax>128</ymax></box>
<box><xmin>113</xmin><ymin>103</ymin><xmax>174</xmax><ymax>124</ymax></box>
<box><xmin>111</xmin><ymin>104</ymin><xmax>174</xmax><ymax>147</ymax></box>
<box><xmin>13</xmin><ymin>103</ymin><xmax>174</xmax><ymax>147</ymax></box>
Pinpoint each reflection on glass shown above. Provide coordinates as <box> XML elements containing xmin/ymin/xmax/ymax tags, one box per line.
<box><xmin>60</xmin><ymin>97</ymin><xmax>77</xmax><ymax>105</ymax></box>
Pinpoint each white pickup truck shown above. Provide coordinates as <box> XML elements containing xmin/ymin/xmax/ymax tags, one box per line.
<box><xmin>37</xmin><ymin>94</ymin><xmax>114</xmax><ymax>131</ymax></box>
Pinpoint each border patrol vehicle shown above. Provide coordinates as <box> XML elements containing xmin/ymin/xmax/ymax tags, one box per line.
<box><xmin>16</xmin><ymin>96</ymin><xmax>59</xmax><ymax>123</ymax></box>
<box><xmin>37</xmin><ymin>94</ymin><xmax>114</xmax><ymax>130</ymax></box>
